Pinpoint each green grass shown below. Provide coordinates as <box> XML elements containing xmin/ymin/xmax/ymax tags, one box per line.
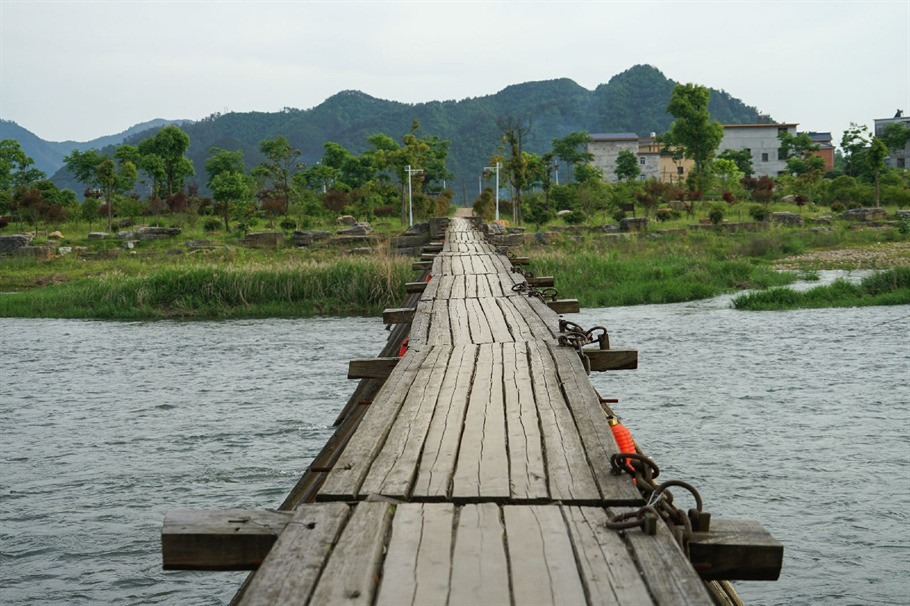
<box><xmin>0</xmin><ymin>256</ymin><xmax>412</xmax><ymax>319</ymax></box>
<box><xmin>731</xmin><ymin>267</ymin><xmax>910</xmax><ymax>310</ymax></box>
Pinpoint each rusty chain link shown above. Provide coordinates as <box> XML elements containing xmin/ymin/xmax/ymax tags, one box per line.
<box><xmin>511</xmin><ymin>281</ymin><xmax>558</xmax><ymax>303</ymax></box>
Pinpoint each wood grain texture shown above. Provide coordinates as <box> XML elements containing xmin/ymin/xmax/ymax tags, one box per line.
<box><xmin>449</xmin><ymin>504</ymin><xmax>510</xmax><ymax>606</ymax></box>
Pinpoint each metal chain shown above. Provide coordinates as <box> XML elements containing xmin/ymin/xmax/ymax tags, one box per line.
<box><xmin>512</xmin><ymin>281</ymin><xmax>558</xmax><ymax>302</ymax></box>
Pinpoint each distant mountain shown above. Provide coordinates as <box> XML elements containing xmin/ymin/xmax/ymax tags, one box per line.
<box><xmin>0</xmin><ymin>118</ymin><xmax>191</xmax><ymax>177</ymax></box>
<box><xmin>4</xmin><ymin>65</ymin><xmax>768</xmax><ymax>196</ymax></box>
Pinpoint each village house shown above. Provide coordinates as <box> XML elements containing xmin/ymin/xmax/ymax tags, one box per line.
<box><xmin>587</xmin><ymin>133</ymin><xmax>692</xmax><ymax>184</ymax></box>
<box><xmin>874</xmin><ymin>112</ymin><xmax>910</xmax><ymax>169</ymax></box>
<box><xmin>717</xmin><ymin>123</ymin><xmax>798</xmax><ymax>178</ymax></box>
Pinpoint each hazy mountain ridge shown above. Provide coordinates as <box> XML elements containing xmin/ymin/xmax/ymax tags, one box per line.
<box><xmin>3</xmin><ymin>65</ymin><xmax>766</xmax><ymax>192</ymax></box>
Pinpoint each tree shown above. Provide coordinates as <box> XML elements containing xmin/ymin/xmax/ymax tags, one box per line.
<box><xmin>551</xmin><ymin>131</ymin><xmax>593</xmax><ymax>182</ymax></box>
<box><xmin>205</xmin><ymin>148</ymin><xmax>249</xmax><ymax>231</ymax></box>
<box><xmin>717</xmin><ymin>148</ymin><xmax>753</xmax><ymax>178</ymax></box>
<box><xmin>615</xmin><ymin>149</ymin><xmax>640</xmax><ymax>182</ymax></box>
<box><xmin>868</xmin><ymin>137</ymin><xmax>889</xmax><ymax>207</ymax></box>
<box><xmin>252</xmin><ymin>135</ymin><xmax>302</xmax><ymax>217</ymax></box>
<box><xmin>63</xmin><ymin>147</ymin><xmax>136</xmax><ymax>232</ymax></box>
<box><xmin>663</xmin><ymin>83</ymin><xmax>724</xmax><ymax>192</ymax></box>
<box><xmin>497</xmin><ymin>115</ymin><xmax>532</xmax><ymax>224</ymax></box>
<box><xmin>881</xmin><ymin>122</ymin><xmax>910</xmax><ymax>156</ymax></box>
<box><xmin>1</xmin><ymin>139</ymin><xmax>45</xmax><ymax>217</ymax></box>
<box><xmin>137</xmin><ymin>125</ymin><xmax>194</xmax><ymax>197</ymax></box>
<box><xmin>840</xmin><ymin>122</ymin><xmax>870</xmax><ymax>178</ymax></box>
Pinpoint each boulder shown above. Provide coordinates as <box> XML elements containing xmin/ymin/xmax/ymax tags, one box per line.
<box><xmin>770</xmin><ymin>212</ymin><xmax>804</xmax><ymax>226</ymax></box>
<box><xmin>185</xmin><ymin>239</ymin><xmax>213</xmax><ymax>250</ymax></box>
<box><xmin>595</xmin><ymin>224</ymin><xmax>620</xmax><ymax>233</ymax></box>
<box><xmin>136</xmin><ymin>226</ymin><xmax>181</xmax><ymax>239</ymax></box>
<box><xmin>121</xmin><ymin>240</ymin><xmax>137</xmax><ymax>249</ymax></box>
<box><xmin>336</xmin><ymin>215</ymin><xmax>356</xmax><ymax>226</ymax></box>
<box><xmin>116</xmin><ymin>219</ymin><xmax>135</xmax><ymax>229</ymax></box>
<box><xmin>841</xmin><ymin>207</ymin><xmax>887</xmax><ymax>221</ymax></box>
<box><xmin>291</xmin><ymin>230</ymin><xmax>331</xmax><ymax>247</ymax></box>
<box><xmin>337</xmin><ymin>222</ymin><xmax>373</xmax><ymax>236</ymax></box>
<box><xmin>807</xmin><ymin>216</ymin><xmax>833</xmax><ymax>224</ymax></box>
<box><xmin>17</xmin><ymin>246</ymin><xmax>54</xmax><ymax>258</ymax></box>
<box><xmin>620</xmin><ymin>217</ymin><xmax>648</xmax><ymax>232</ymax></box>
<box><xmin>391</xmin><ymin>235</ymin><xmax>428</xmax><ymax>248</ymax></box>
<box><xmin>88</xmin><ymin>232</ymin><xmax>109</xmax><ymax>240</ymax></box>
<box><xmin>404</xmin><ymin>222</ymin><xmax>430</xmax><ymax>236</ymax></box>
<box><xmin>534</xmin><ymin>232</ymin><xmax>550</xmax><ymax>245</ymax></box>
<box><xmin>330</xmin><ymin>235</ymin><xmax>378</xmax><ymax>246</ymax></box>
<box><xmin>48</xmin><ymin>231</ymin><xmax>64</xmax><ymax>239</ymax></box>
<box><xmin>242</xmin><ymin>232</ymin><xmax>284</xmax><ymax>248</ymax></box>
<box><xmin>58</xmin><ymin>247</ymin><xmax>72</xmax><ymax>255</ymax></box>
<box><xmin>781</xmin><ymin>195</ymin><xmax>796</xmax><ymax>204</ymax></box>
<box><xmin>668</xmin><ymin>200</ymin><xmax>688</xmax><ymax>211</ymax></box>
<box><xmin>0</xmin><ymin>234</ymin><xmax>32</xmax><ymax>253</ymax></box>
<box><xmin>895</xmin><ymin>210</ymin><xmax>910</xmax><ymax>219</ymax></box>
<box><xmin>492</xmin><ymin>234</ymin><xmax>525</xmax><ymax>247</ymax></box>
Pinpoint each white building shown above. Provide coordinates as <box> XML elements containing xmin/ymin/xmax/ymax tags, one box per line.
<box><xmin>587</xmin><ymin>133</ymin><xmax>639</xmax><ymax>182</ymax></box>
<box><xmin>874</xmin><ymin>113</ymin><xmax>910</xmax><ymax>169</ymax></box>
<box><xmin>718</xmin><ymin>123</ymin><xmax>798</xmax><ymax>178</ymax></box>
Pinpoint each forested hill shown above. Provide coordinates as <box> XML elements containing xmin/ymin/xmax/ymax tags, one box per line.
<box><xmin>0</xmin><ymin>118</ymin><xmax>190</xmax><ymax>178</ymax></box>
<box><xmin>40</xmin><ymin>65</ymin><xmax>764</xmax><ymax>192</ymax></box>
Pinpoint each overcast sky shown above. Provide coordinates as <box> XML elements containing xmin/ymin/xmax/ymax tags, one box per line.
<box><xmin>1</xmin><ymin>0</ymin><xmax>908</xmax><ymax>148</ymax></box>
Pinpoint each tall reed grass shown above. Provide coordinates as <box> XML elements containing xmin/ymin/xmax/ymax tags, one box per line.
<box><xmin>0</xmin><ymin>255</ymin><xmax>412</xmax><ymax>319</ymax></box>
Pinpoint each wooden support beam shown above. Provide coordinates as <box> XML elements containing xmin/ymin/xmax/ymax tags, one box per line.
<box><xmin>583</xmin><ymin>348</ymin><xmax>638</xmax><ymax>371</ymax></box>
<box><xmin>422</xmin><ymin>244</ymin><xmax>443</xmax><ymax>253</ymax></box>
<box><xmin>405</xmin><ymin>281</ymin><xmax>428</xmax><ymax>294</ymax></box>
<box><xmin>412</xmin><ymin>261</ymin><xmax>432</xmax><ymax>271</ymax></box>
<box><xmin>688</xmin><ymin>519</ymin><xmax>784</xmax><ymax>581</ymax></box>
<box><xmin>526</xmin><ymin>276</ymin><xmax>555</xmax><ymax>287</ymax></box>
<box><xmin>162</xmin><ymin>509</ymin><xmax>292</xmax><ymax>571</ymax></box>
<box><xmin>383</xmin><ymin>307</ymin><xmax>416</xmax><ymax>325</ymax></box>
<box><xmin>510</xmin><ymin>256</ymin><xmax>530</xmax><ymax>265</ymax></box>
<box><xmin>420</xmin><ymin>253</ymin><xmax>437</xmax><ymax>261</ymax></box>
<box><xmin>348</xmin><ymin>357</ymin><xmax>400</xmax><ymax>380</ymax></box>
<box><xmin>547</xmin><ymin>299</ymin><xmax>580</xmax><ymax>314</ymax></box>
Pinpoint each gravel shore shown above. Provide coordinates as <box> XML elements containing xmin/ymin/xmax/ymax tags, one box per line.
<box><xmin>772</xmin><ymin>241</ymin><xmax>910</xmax><ymax>270</ymax></box>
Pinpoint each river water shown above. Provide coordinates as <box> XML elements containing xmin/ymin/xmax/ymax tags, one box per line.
<box><xmin>1</xmin><ymin>293</ymin><xmax>908</xmax><ymax>605</ymax></box>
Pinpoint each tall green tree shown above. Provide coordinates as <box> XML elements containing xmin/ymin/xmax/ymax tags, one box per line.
<box><xmin>881</xmin><ymin>122</ymin><xmax>910</xmax><ymax>158</ymax></box>
<box><xmin>551</xmin><ymin>131</ymin><xmax>593</xmax><ymax>182</ymax></box>
<box><xmin>840</xmin><ymin>122</ymin><xmax>870</xmax><ymax>178</ymax></box>
<box><xmin>663</xmin><ymin>83</ymin><xmax>724</xmax><ymax>191</ymax></box>
<box><xmin>868</xmin><ymin>137</ymin><xmax>889</xmax><ymax>207</ymax></box>
<box><xmin>253</xmin><ymin>135</ymin><xmax>302</xmax><ymax>216</ymax></box>
<box><xmin>1</xmin><ymin>139</ymin><xmax>45</xmax><ymax>215</ymax></box>
<box><xmin>205</xmin><ymin>148</ymin><xmax>249</xmax><ymax>231</ymax></box>
<box><xmin>717</xmin><ymin>148</ymin><xmax>754</xmax><ymax>178</ymax></box>
<box><xmin>498</xmin><ymin>115</ymin><xmax>532</xmax><ymax>224</ymax></box>
<box><xmin>63</xmin><ymin>147</ymin><xmax>136</xmax><ymax>231</ymax></box>
<box><xmin>137</xmin><ymin>125</ymin><xmax>194</xmax><ymax>197</ymax></box>
<box><xmin>614</xmin><ymin>149</ymin><xmax>641</xmax><ymax>182</ymax></box>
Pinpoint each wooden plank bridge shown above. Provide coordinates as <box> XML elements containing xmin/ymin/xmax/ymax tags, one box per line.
<box><xmin>162</xmin><ymin>217</ymin><xmax>782</xmax><ymax>605</ymax></box>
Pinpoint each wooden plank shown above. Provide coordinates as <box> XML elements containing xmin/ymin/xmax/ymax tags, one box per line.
<box><xmin>510</xmin><ymin>255</ymin><xmax>530</xmax><ymax>265</ymax></box>
<box><xmin>688</xmin><ymin>519</ymin><xmax>784</xmax><ymax>581</ymax></box>
<box><xmin>465</xmin><ymin>297</ymin><xmax>494</xmax><ymax>344</ymax></box>
<box><xmin>411</xmin><ymin>345</ymin><xmax>477</xmax><ymax>499</ymax></box>
<box><xmin>404</xmin><ymin>281</ymin><xmax>427</xmax><ymax>294</ymax></box>
<box><xmin>427</xmin><ymin>297</ymin><xmax>451</xmax><ymax>346</ymax></box>
<box><xmin>504</xmin><ymin>506</ymin><xmax>587</xmax><ymax>606</ymax></box>
<box><xmin>449</xmin><ymin>298</ymin><xmax>471</xmax><ymax>346</ymax></box>
<box><xmin>502</xmin><ymin>342</ymin><xmax>547</xmax><ymax>500</ymax></box>
<box><xmin>480</xmin><ymin>297</ymin><xmax>514</xmax><ymax>343</ymax></box>
<box><xmin>308</xmin><ymin>502</ymin><xmax>393</xmax><ymax>606</ymax></box>
<box><xmin>584</xmin><ymin>348</ymin><xmax>639</xmax><ymax>371</ymax></box>
<box><xmin>375</xmin><ymin>504</ymin><xmax>455</xmax><ymax>606</ymax></box>
<box><xmin>526</xmin><ymin>341</ymin><xmax>601</xmax><ymax>503</ymax></box>
<box><xmin>452</xmin><ymin>344</ymin><xmax>510</xmax><ymax>500</ymax></box>
<box><xmin>237</xmin><ymin>502</ymin><xmax>350</xmax><ymax>606</ymax></box>
<box><xmin>317</xmin><ymin>348</ymin><xmax>430</xmax><ymax>500</ymax></box>
<box><xmin>359</xmin><ymin>346</ymin><xmax>450</xmax><ymax>499</ymax></box>
<box><xmin>548</xmin><ymin>298</ymin><xmax>581</xmax><ymax>314</ymax></box>
<box><xmin>347</xmin><ymin>357</ymin><xmax>399</xmax><ymax>380</ymax></box>
<box><xmin>622</xmin><ymin>508</ymin><xmax>715</xmax><ymax>605</ymax></box>
<box><xmin>412</xmin><ymin>261</ymin><xmax>432</xmax><ymax>270</ymax></box>
<box><xmin>162</xmin><ymin>508</ymin><xmax>293</xmax><ymax>571</ymax></box>
<box><xmin>408</xmin><ymin>305</ymin><xmax>431</xmax><ymax>346</ymax></box>
<box><xmin>547</xmin><ymin>342</ymin><xmax>641</xmax><ymax>504</ymax></box>
<box><xmin>448</xmin><ymin>504</ymin><xmax>510</xmax><ymax>606</ymax></box>
<box><xmin>451</xmin><ymin>274</ymin><xmax>467</xmax><ymax>299</ymax></box>
<box><xmin>383</xmin><ymin>307</ymin><xmax>415</xmax><ymax>325</ymax></box>
<box><xmin>562</xmin><ymin>506</ymin><xmax>654</xmax><ymax>605</ymax></box>
<box><xmin>495</xmin><ymin>297</ymin><xmax>536</xmax><ymax>343</ymax></box>
<box><xmin>527</xmin><ymin>275</ymin><xmax>555</xmax><ymax>287</ymax></box>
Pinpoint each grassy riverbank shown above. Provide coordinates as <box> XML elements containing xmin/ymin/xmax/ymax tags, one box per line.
<box><xmin>731</xmin><ymin>267</ymin><xmax>910</xmax><ymax>310</ymax></box>
<box><xmin>2</xmin><ymin>222</ymin><xmax>908</xmax><ymax>319</ymax></box>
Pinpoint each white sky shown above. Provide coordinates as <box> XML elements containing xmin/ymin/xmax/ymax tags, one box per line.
<box><xmin>1</xmin><ymin>0</ymin><xmax>908</xmax><ymax>149</ymax></box>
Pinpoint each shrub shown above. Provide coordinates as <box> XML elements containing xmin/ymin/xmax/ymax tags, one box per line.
<box><xmin>374</xmin><ymin>204</ymin><xmax>397</xmax><ymax>218</ymax></box>
<box><xmin>563</xmin><ymin>209</ymin><xmax>587</xmax><ymax>225</ymax></box>
<box><xmin>830</xmin><ymin>201</ymin><xmax>846</xmax><ymax>213</ymax></box>
<box><xmin>279</xmin><ymin>218</ymin><xmax>296</xmax><ymax>231</ymax></box>
<box><xmin>203</xmin><ymin>218</ymin><xmax>221</xmax><ymax>232</ymax></box>
<box><xmin>655</xmin><ymin>208</ymin><xmax>673</xmax><ymax>222</ymax></box>
<box><xmin>748</xmin><ymin>204</ymin><xmax>770</xmax><ymax>222</ymax></box>
<box><xmin>708</xmin><ymin>204</ymin><xmax>726</xmax><ymax>225</ymax></box>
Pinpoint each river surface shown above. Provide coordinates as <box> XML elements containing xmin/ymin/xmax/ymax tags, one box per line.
<box><xmin>1</xmin><ymin>294</ymin><xmax>908</xmax><ymax>605</ymax></box>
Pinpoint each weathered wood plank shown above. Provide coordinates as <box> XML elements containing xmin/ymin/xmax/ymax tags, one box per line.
<box><xmin>584</xmin><ymin>348</ymin><xmax>639</xmax><ymax>371</ymax></box>
<box><xmin>375</xmin><ymin>504</ymin><xmax>455</xmax><ymax>606</ymax></box>
<box><xmin>562</xmin><ymin>506</ymin><xmax>654</xmax><ymax>605</ymax></box>
<box><xmin>449</xmin><ymin>298</ymin><xmax>472</xmax><ymax>346</ymax></box>
<box><xmin>527</xmin><ymin>275</ymin><xmax>555</xmax><ymax>287</ymax></box>
<box><xmin>526</xmin><ymin>340</ymin><xmax>601</xmax><ymax>502</ymax></box>
<box><xmin>162</xmin><ymin>508</ymin><xmax>293</xmax><ymax>571</ymax></box>
<box><xmin>449</xmin><ymin>503</ymin><xmax>510</xmax><ymax>605</ymax></box>
<box><xmin>548</xmin><ymin>342</ymin><xmax>642</xmax><ymax>504</ymax></box>
<box><xmin>404</xmin><ymin>281</ymin><xmax>427</xmax><ymax>294</ymax></box>
<box><xmin>465</xmin><ymin>297</ymin><xmax>494</xmax><ymax>344</ymax></box>
<box><xmin>548</xmin><ymin>298</ymin><xmax>581</xmax><ymax>314</ymax></box>
<box><xmin>502</xmin><ymin>342</ymin><xmax>547</xmax><ymax>500</ymax></box>
<box><xmin>308</xmin><ymin>502</ymin><xmax>393</xmax><ymax>606</ymax></box>
<box><xmin>347</xmin><ymin>357</ymin><xmax>399</xmax><ymax>380</ymax></box>
<box><xmin>237</xmin><ymin>502</ymin><xmax>350</xmax><ymax>606</ymax></box>
<box><xmin>495</xmin><ymin>296</ymin><xmax>536</xmax><ymax>342</ymax></box>
<box><xmin>427</xmin><ymin>297</ymin><xmax>451</xmax><ymax>346</ymax></box>
<box><xmin>504</xmin><ymin>506</ymin><xmax>588</xmax><ymax>606</ymax></box>
<box><xmin>689</xmin><ymin>519</ymin><xmax>784</xmax><ymax>581</ymax></box>
<box><xmin>359</xmin><ymin>346</ymin><xmax>450</xmax><ymax>499</ymax></box>
<box><xmin>317</xmin><ymin>348</ymin><xmax>430</xmax><ymax>500</ymax></box>
<box><xmin>452</xmin><ymin>344</ymin><xmax>510</xmax><ymax>500</ymax></box>
<box><xmin>411</xmin><ymin>261</ymin><xmax>432</xmax><ymax>271</ymax></box>
<box><xmin>382</xmin><ymin>307</ymin><xmax>415</xmax><ymax>325</ymax></box>
<box><xmin>621</xmin><ymin>508</ymin><xmax>715</xmax><ymax>605</ymax></box>
<box><xmin>411</xmin><ymin>345</ymin><xmax>477</xmax><ymax>499</ymax></box>
<box><xmin>479</xmin><ymin>297</ymin><xmax>514</xmax><ymax>343</ymax></box>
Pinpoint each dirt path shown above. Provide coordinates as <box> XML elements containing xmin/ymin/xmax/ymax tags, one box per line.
<box><xmin>454</xmin><ymin>206</ymin><xmax>473</xmax><ymax>218</ymax></box>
